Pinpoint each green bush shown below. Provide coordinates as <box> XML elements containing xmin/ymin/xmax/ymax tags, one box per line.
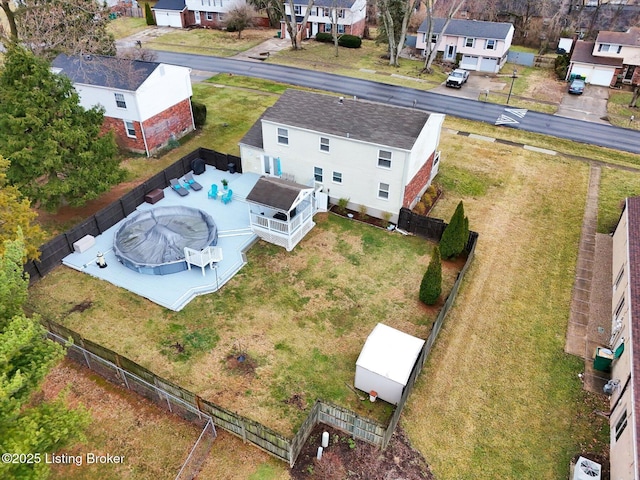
<box><xmin>338</xmin><ymin>34</ymin><xmax>362</xmax><ymax>48</ymax></box>
<box><xmin>336</xmin><ymin>197</ymin><xmax>349</xmax><ymax>215</ymax></box>
<box><xmin>191</xmin><ymin>101</ymin><xmax>207</xmax><ymax>128</ymax></box>
<box><xmin>419</xmin><ymin>246</ymin><xmax>442</xmax><ymax>305</ymax></box>
<box><xmin>554</xmin><ymin>53</ymin><xmax>569</xmax><ymax>80</ymax></box>
<box><xmin>144</xmin><ymin>3</ymin><xmax>156</xmax><ymax>26</ymax></box>
<box><xmin>315</xmin><ymin>32</ymin><xmax>333</xmax><ymax>43</ymax></box>
<box><xmin>440</xmin><ymin>201</ymin><xmax>469</xmax><ymax>259</ymax></box>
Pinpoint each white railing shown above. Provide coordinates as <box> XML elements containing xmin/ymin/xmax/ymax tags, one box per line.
<box><xmin>250</xmin><ymin>203</ymin><xmax>313</xmax><ymax>237</ymax></box>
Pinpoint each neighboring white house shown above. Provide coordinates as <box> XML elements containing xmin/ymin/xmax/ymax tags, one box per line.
<box><xmin>152</xmin><ymin>0</ymin><xmax>188</xmax><ymax>27</ymax></box>
<box><xmin>238</xmin><ymin>89</ymin><xmax>446</xmax><ymax>224</ymax></box>
<box><xmin>52</xmin><ymin>54</ymin><xmax>195</xmax><ymax>156</ymax></box>
<box><xmin>355</xmin><ymin>323</ymin><xmax>425</xmax><ymax>405</ymax></box>
<box><xmin>608</xmin><ymin>196</ymin><xmax>640</xmax><ymax>480</ymax></box>
<box><xmin>281</xmin><ymin>0</ymin><xmax>367</xmax><ymax>39</ymax></box>
<box><xmin>416</xmin><ymin>18</ymin><xmax>515</xmax><ymax>73</ymax></box>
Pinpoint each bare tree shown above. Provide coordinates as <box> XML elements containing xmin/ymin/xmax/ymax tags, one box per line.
<box><xmin>630</xmin><ymin>86</ymin><xmax>639</xmax><ymax>108</ymax></box>
<box><xmin>283</xmin><ymin>0</ymin><xmax>315</xmax><ymax>49</ymax></box>
<box><xmin>224</xmin><ymin>4</ymin><xmax>257</xmax><ymax>38</ymax></box>
<box><xmin>0</xmin><ymin>0</ymin><xmax>18</xmax><ymax>40</ymax></box>
<box><xmin>119</xmin><ymin>47</ymin><xmax>158</xmax><ymax>63</ymax></box>
<box><xmin>12</xmin><ymin>0</ymin><xmax>115</xmax><ymax>59</ymax></box>
<box><xmin>247</xmin><ymin>0</ymin><xmax>282</xmax><ymax>27</ymax></box>
<box><xmin>377</xmin><ymin>0</ymin><xmax>414</xmax><ymax>66</ymax></box>
<box><xmin>422</xmin><ymin>0</ymin><xmax>465</xmax><ymax>73</ymax></box>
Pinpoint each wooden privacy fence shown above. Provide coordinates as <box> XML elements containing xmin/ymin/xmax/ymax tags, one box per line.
<box><xmin>34</xmin><ymin>180</ymin><xmax>478</xmax><ymax>467</ymax></box>
<box><xmin>24</xmin><ymin>148</ymin><xmax>242</xmax><ymax>283</ymax></box>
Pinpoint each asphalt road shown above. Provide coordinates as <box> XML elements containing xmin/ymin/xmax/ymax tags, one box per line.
<box><xmin>154</xmin><ymin>51</ymin><xmax>640</xmax><ymax>155</ymax></box>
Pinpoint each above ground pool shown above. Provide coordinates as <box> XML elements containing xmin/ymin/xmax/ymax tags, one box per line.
<box><xmin>114</xmin><ymin>206</ymin><xmax>218</xmax><ymax>275</ymax></box>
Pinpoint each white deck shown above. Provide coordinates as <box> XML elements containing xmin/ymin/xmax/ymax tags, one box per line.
<box><xmin>62</xmin><ymin>168</ymin><xmax>262</xmax><ymax>311</ymax></box>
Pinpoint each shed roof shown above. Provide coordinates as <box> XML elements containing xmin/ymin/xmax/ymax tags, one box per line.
<box><xmin>52</xmin><ymin>54</ymin><xmax>160</xmax><ymax>91</ymax></box>
<box><xmin>418</xmin><ymin>18</ymin><xmax>513</xmax><ymax>40</ymax></box>
<box><xmin>570</xmin><ymin>41</ymin><xmax>623</xmax><ymax>67</ymax></box>
<box><xmin>356</xmin><ymin>323</ymin><xmax>425</xmax><ymax>386</ymax></box>
<box><xmin>239</xmin><ymin>89</ymin><xmax>431</xmax><ymax>151</ymax></box>
<box><xmin>153</xmin><ymin>0</ymin><xmax>187</xmax><ymax>11</ymax></box>
<box><xmin>246</xmin><ymin>176</ymin><xmax>313</xmax><ymax>212</ymax></box>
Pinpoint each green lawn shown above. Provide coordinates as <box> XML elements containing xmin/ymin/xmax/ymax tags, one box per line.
<box><xmin>107</xmin><ymin>17</ymin><xmax>149</xmax><ymax>39</ymax></box>
<box><xmin>607</xmin><ymin>91</ymin><xmax>640</xmax><ymax>130</ymax></box>
<box><xmin>598</xmin><ymin>166</ymin><xmax>640</xmax><ymax>233</ymax></box>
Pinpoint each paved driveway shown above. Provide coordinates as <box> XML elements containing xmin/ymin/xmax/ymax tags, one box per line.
<box><xmin>431</xmin><ymin>72</ymin><xmax>506</xmax><ymax>100</ymax></box>
<box><xmin>556</xmin><ymin>85</ymin><xmax>610</xmax><ymax>124</ymax></box>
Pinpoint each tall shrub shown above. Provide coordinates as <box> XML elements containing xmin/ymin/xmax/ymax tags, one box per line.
<box><xmin>419</xmin><ymin>246</ymin><xmax>441</xmax><ymax>305</ymax></box>
<box><xmin>145</xmin><ymin>3</ymin><xmax>156</xmax><ymax>26</ymax></box>
<box><xmin>440</xmin><ymin>201</ymin><xmax>468</xmax><ymax>259</ymax></box>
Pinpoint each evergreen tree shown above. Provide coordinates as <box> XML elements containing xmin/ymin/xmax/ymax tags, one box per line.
<box><xmin>0</xmin><ymin>45</ymin><xmax>124</xmax><ymax>210</ymax></box>
<box><xmin>419</xmin><ymin>246</ymin><xmax>442</xmax><ymax>305</ymax></box>
<box><xmin>440</xmin><ymin>201</ymin><xmax>468</xmax><ymax>259</ymax></box>
<box><xmin>145</xmin><ymin>3</ymin><xmax>156</xmax><ymax>26</ymax></box>
<box><xmin>0</xmin><ymin>237</ymin><xmax>89</xmax><ymax>480</ymax></box>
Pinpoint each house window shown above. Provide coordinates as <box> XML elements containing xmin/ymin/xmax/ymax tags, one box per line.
<box><xmin>465</xmin><ymin>37</ymin><xmax>475</xmax><ymax>48</ymax></box>
<box><xmin>337</xmin><ymin>8</ymin><xmax>345</xmax><ymax>18</ymax></box>
<box><xmin>320</xmin><ymin>137</ymin><xmax>330</xmax><ymax>152</ymax></box>
<box><xmin>114</xmin><ymin>93</ymin><xmax>126</xmax><ymax>109</ymax></box>
<box><xmin>314</xmin><ymin>166</ymin><xmax>323</xmax><ymax>182</ymax></box>
<box><xmin>614</xmin><ymin>266</ymin><xmax>625</xmax><ymax>291</ymax></box>
<box><xmin>337</xmin><ymin>24</ymin><xmax>345</xmax><ymax>34</ymax></box>
<box><xmin>599</xmin><ymin>43</ymin><xmax>622</xmax><ymax>54</ymax></box>
<box><xmin>485</xmin><ymin>39</ymin><xmax>496</xmax><ymax>50</ymax></box>
<box><xmin>431</xmin><ymin>34</ymin><xmax>438</xmax><ymax>44</ymax></box>
<box><xmin>333</xmin><ymin>171</ymin><xmax>342</xmax><ymax>183</ymax></box>
<box><xmin>323</xmin><ymin>7</ymin><xmax>330</xmax><ymax>16</ymax></box>
<box><xmin>277</xmin><ymin>127</ymin><xmax>289</xmax><ymax>145</ymax></box>
<box><xmin>378</xmin><ymin>182</ymin><xmax>390</xmax><ymax>199</ymax></box>
<box><xmin>325</xmin><ymin>23</ymin><xmax>332</xmax><ymax>32</ymax></box>
<box><xmin>378</xmin><ymin>150</ymin><xmax>392</xmax><ymax>168</ymax></box>
<box><xmin>613</xmin><ymin>296</ymin><xmax>625</xmax><ymax>322</ymax></box>
<box><xmin>206</xmin><ymin>12</ymin><xmax>213</xmax><ymax>21</ymax></box>
<box><xmin>294</xmin><ymin>5</ymin><xmax>302</xmax><ymax>15</ymax></box>
<box><xmin>615</xmin><ymin>409</ymin><xmax>628</xmax><ymax>442</ymax></box>
<box><xmin>124</xmin><ymin>120</ymin><xmax>136</xmax><ymax>138</ymax></box>
<box><xmin>218</xmin><ymin>13</ymin><xmax>225</xmax><ymax>21</ymax></box>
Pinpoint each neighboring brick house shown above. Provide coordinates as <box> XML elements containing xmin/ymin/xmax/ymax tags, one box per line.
<box><xmin>567</xmin><ymin>28</ymin><xmax>640</xmax><ymax>87</ymax></box>
<box><xmin>52</xmin><ymin>54</ymin><xmax>195</xmax><ymax>156</ymax></box>
<box><xmin>239</xmin><ymin>90</ymin><xmax>445</xmax><ymax>223</ymax></box>
<box><xmin>609</xmin><ymin>196</ymin><xmax>640</xmax><ymax>480</ymax></box>
<box><xmin>415</xmin><ymin>18</ymin><xmax>514</xmax><ymax>73</ymax></box>
<box><xmin>153</xmin><ymin>0</ymin><xmax>270</xmax><ymax>28</ymax></box>
<box><xmin>281</xmin><ymin>0</ymin><xmax>367</xmax><ymax>40</ymax></box>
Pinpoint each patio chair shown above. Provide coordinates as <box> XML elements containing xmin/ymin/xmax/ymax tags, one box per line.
<box><xmin>184</xmin><ymin>172</ymin><xmax>203</xmax><ymax>191</ymax></box>
<box><xmin>222</xmin><ymin>189</ymin><xmax>233</xmax><ymax>204</ymax></box>
<box><xmin>208</xmin><ymin>184</ymin><xmax>218</xmax><ymax>199</ymax></box>
<box><xmin>183</xmin><ymin>246</ymin><xmax>223</xmax><ymax>276</ymax></box>
<box><xmin>170</xmin><ymin>178</ymin><xmax>189</xmax><ymax>196</ymax></box>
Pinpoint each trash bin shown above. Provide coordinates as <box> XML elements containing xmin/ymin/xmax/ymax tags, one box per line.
<box><xmin>593</xmin><ymin>347</ymin><xmax>613</xmax><ymax>372</ymax></box>
<box><xmin>227</xmin><ymin>163</ymin><xmax>236</xmax><ymax>174</ymax></box>
<box><xmin>277</xmin><ymin>31</ymin><xmax>281</xmax><ymax>39</ymax></box>
<box><xmin>109</xmin><ymin>13</ymin><xmax>117</xmax><ymax>20</ymax></box>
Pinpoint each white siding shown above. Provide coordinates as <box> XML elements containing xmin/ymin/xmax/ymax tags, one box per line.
<box><xmin>354</xmin><ymin>366</ymin><xmax>403</xmax><ymax>404</ymax></box>
<box><xmin>405</xmin><ymin>114</ymin><xmax>445</xmax><ymax>181</ymax></box>
<box><xmin>185</xmin><ymin>0</ymin><xmax>244</xmax><ymax>13</ymax></box>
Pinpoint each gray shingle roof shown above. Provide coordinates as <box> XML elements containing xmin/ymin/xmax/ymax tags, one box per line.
<box><xmin>418</xmin><ymin>18</ymin><xmax>513</xmax><ymax>40</ymax></box>
<box><xmin>52</xmin><ymin>54</ymin><xmax>159</xmax><ymax>91</ymax></box>
<box><xmin>153</xmin><ymin>0</ymin><xmax>186</xmax><ymax>11</ymax></box>
<box><xmin>290</xmin><ymin>0</ymin><xmax>356</xmax><ymax>7</ymax></box>
<box><xmin>240</xmin><ymin>90</ymin><xmax>431</xmax><ymax>151</ymax></box>
<box><xmin>246</xmin><ymin>176</ymin><xmax>312</xmax><ymax>212</ymax></box>
<box><xmin>597</xmin><ymin>27</ymin><xmax>640</xmax><ymax>47</ymax></box>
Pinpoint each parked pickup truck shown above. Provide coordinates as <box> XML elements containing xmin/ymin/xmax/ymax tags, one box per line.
<box><xmin>446</xmin><ymin>69</ymin><xmax>469</xmax><ymax>88</ymax></box>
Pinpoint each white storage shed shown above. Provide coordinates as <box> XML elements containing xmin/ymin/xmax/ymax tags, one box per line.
<box><xmin>354</xmin><ymin>323</ymin><xmax>425</xmax><ymax>405</ymax></box>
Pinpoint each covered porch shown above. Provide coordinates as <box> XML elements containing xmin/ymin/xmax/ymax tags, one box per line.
<box><xmin>246</xmin><ymin>176</ymin><xmax>316</xmax><ymax>251</ymax></box>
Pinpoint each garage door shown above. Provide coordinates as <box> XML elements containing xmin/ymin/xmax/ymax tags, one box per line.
<box><xmin>155</xmin><ymin>11</ymin><xmax>183</xmax><ymax>28</ymax></box>
<box><xmin>460</xmin><ymin>55</ymin><xmax>478</xmax><ymax>70</ymax></box>
<box><xmin>479</xmin><ymin>57</ymin><xmax>498</xmax><ymax>73</ymax></box>
<box><xmin>591</xmin><ymin>68</ymin><xmax>614</xmax><ymax>86</ymax></box>
<box><xmin>569</xmin><ymin>64</ymin><xmax>593</xmax><ymax>81</ymax></box>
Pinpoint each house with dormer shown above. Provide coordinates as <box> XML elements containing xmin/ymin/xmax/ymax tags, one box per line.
<box><xmin>415</xmin><ymin>18</ymin><xmax>514</xmax><ymax>73</ymax></box>
<box><xmin>239</xmin><ymin>89</ymin><xmax>445</xmax><ymax>225</ymax></box>
<box><xmin>52</xmin><ymin>54</ymin><xmax>195</xmax><ymax>156</ymax></box>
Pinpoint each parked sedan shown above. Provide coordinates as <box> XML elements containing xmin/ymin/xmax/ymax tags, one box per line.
<box><xmin>568</xmin><ymin>78</ymin><xmax>586</xmax><ymax>95</ymax></box>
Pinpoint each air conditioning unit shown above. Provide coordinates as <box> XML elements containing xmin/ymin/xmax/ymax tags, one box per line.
<box><xmin>573</xmin><ymin>456</ymin><xmax>601</xmax><ymax>480</ymax></box>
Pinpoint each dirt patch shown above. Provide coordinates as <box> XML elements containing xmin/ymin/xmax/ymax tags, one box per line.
<box><xmin>225</xmin><ymin>353</ymin><xmax>258</xmax><ymax>376</ymax></box>
<box><xmin>67</xmin><ymin>300</ymin><xmax>93</xmax><ymax>314</ymax></box>
<box><xmin>291</xmin><ymin>424</ymin><xmax>434</xmax><ymax>480</ymax></box>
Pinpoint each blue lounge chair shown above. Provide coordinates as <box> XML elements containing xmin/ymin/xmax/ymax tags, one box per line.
<box><xmin>208</xmin><ymin>184</ymin><xmax>218</xmax><ymax>199</ymax></box>
<box><xmin>170</xmin><ymin>178</ymin><xmax>189</xmax><ymax>196</ymax></box>
<box><xmin>184</xmin><ymin>172</ymin><xmax>203</xmax><ymax>191</ymax></box>
<box><xmin>222</xmin><ymin>189</ymin><xmax>233</xmax><ymax>204</ymax></box>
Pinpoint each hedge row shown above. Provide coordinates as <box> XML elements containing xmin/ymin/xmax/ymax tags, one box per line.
<box><xmin>314</xmin><ymin>32</ymin><xmax>362</xmax><ymax>48</ymax></box>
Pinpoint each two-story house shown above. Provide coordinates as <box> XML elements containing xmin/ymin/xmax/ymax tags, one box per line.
<box><xmin>609</xmin><ymin>196</ymin><xmax>640</xmax><ymax>480</ymax></box>
<box><xmin>567</xmin><ymin>28</ymin><xmax>640</xmax><ymax>86</ymax></box>
<box><xmin>281</xmin><ymin>0</ymin><xmax>366</xmax><ymax>39</ymax></box>
<box><xmin>52</xmin><ymin>54</ymin><xmax>195</xmax><ymax>156</ymax></box>
<box><xmin>415</xmin><ymin>18</ymin><xmax>514</xmax><ymax>73</ymax></box>
<box><xmin>239</xmin><ymin>89</ymin><xmax>445</xmax><ymax>224</ymax></box>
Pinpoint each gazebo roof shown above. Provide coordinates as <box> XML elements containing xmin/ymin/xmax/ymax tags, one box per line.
<box><xmin>245</xmin><ymin>176</ymin><xmax>313</xmax><ymax>212</ymax></box>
